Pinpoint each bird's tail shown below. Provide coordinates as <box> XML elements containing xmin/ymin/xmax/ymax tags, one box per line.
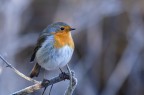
<box><xmin>29</xmin><ymin>63</ymin><xmax>41</xmax><ymax>78</ymax></box>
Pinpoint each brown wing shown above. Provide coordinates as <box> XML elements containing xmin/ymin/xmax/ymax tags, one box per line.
<box><xmin>30</xmin><ymin>34</ymin><xmax>47</xmax><ymax>62</ymax></box>
<box><xmin>29</xmin><ymin>63</ymin><xmax>41</xmax><ymax>78</ymax></box>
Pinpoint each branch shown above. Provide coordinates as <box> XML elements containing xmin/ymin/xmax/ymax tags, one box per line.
<box><xmin>12</xmin><ymin>72</ymin><xmax>77</xmax><ymax>95</ymax></box>
<box><xmin>0</xmin><ymin>54</ymin><xmax>77</xmax><ymax>95</ymax></box>
<box><xmin>66</xmin><ymin>65</ymin><xmax>72</xmax><ymax>89</ymax></box>
<box><xmin>64</xmin><ymin>72</ymin><xmax>77</xmax><ymax>95</ymax></box>
<box><xmin>0</xmin><ymin>54</ymin><xmax>39</xmax><ymax>83</ymax></box>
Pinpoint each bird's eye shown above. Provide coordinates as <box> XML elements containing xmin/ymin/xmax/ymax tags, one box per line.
<box><xmin>60</xmin><ymin>27</ymin><xmax>65</xmax><ymax>30</ymax></box>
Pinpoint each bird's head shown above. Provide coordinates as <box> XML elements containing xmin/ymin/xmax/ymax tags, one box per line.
<box><xmin>46</xmin><ymin>22</ymin><xmax>75</xmax><ymax>34</ymax></box>
<box><xmin>44</xmin><ymin>22</ymin><xmax>75</xmax><ymax>48</ymax></box>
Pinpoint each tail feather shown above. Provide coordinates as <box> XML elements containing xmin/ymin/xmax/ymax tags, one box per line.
<box><xmin>30</xmin><ymin>63</ymin><xmax>41</xmax><ymax>78</ymax></box>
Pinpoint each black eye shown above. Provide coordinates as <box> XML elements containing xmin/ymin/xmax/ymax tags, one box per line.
<box><xmin>60</xmin><ymin>27</ymin><xmax>64</xmax><ymax>30</ymax></box>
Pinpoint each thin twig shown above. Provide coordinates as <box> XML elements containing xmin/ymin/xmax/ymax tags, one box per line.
<box><xmin>64</xmin><ymin>76</ymin><xmax>77</xmax><ymax>95</ymax></box>
<box><xmin>65</xmin><ymin>64</ymin><xmax>74</xmax><ymax>95</ymax></box>
<box><xmin>0</xmin><ymin>54</ymin><xmax>39</xmax><ymax>83</ymax></box>
<box><xmin>12</xmin><ymin>72</ymin><xmax>76</xmax><ymax>95</ymax></box>
<box><xmin>66</xmin><ymin>64</ymin><xmax>72</xmax><ymax>88</ymax></box>
<box><xmin>0</xmin><ymin>54</ymin><xmax>77</xmax><ymax>95</ymax></box>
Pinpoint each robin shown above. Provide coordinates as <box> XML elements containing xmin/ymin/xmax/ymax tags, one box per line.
<box><xmin>29</xmin><ymin>22</ymin><xmax>75</xmax><ymax>78</ymax></box>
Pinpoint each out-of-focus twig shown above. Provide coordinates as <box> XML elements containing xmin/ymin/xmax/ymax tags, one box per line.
<box><xmin>101</xmin><ymin>7</ymin><xmax>144</xmax><ymax>95</ymax></box>
<box><xmin>0</xmin><ymin>54</ymin><xmax>39</xmax><ymax>83</ymax></box>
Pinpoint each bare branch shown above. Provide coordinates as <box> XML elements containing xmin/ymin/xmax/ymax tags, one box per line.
<box><xmin>64</xmin><ymin>77</ymin><xmax>77</xmax><ymax>95</ymax></box>
<box><xmin>0</xmin><ymin>54</ymin><xmax>77</xmax><ymax>95</ymax></box>
<box><xmin>12</xmin><ymin>72</ymin><xmax>77</xmax><ymax>95</ymax></box>
<box><xmin>0</xmin><ymin>55</ymin><xmax>39</xmax><ymax>83</ymax></box>
<box><xmin>66</xmin><ymin>65</ymin><xmax>73</xmax><ymax>91</ymax></box>
<box><xmin>0</xmin><ymin>54</ymin><xmax>39</xmax><ymax>83</ymax></box>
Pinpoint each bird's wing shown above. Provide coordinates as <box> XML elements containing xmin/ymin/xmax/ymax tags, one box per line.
<box><xmin>30</xmin><ymin>34</ymin><xmax>47</xmax><ymax>62</ymax></box>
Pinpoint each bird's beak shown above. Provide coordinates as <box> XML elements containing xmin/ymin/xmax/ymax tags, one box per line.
<box><xmin>70</xmin><ymin>28</ymin><xmax>76</xmax><ymax>31</ymax></box>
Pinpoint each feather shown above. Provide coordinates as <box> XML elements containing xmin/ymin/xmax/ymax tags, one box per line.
<box><xmin>30</xmin><ymin>33</ymin><xmax>48</xmax><ymax>62</ymax></box>
<box><xmin>29</xmin><ymin>63</ymin><xmax>41</xmax><ymax>78</ymax></box>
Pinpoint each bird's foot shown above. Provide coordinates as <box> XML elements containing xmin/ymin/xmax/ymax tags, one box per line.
<box><xmin>41</xmin><ymin>78</ymin><xmax>50</xmax><ymax>87</ymax></box>
<box><xmin>59</xmin><ymin>72</ymin><xmax>69</xmax><ymax>80</ymax></box>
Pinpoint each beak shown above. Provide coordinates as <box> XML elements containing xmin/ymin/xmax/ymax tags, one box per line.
<box><xmin>70</xmin><ymin>28</ymin><xmax>76</xmax><ymax>31</ymax></box>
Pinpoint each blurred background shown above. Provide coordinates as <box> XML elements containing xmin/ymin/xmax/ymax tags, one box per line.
<box><xmin>0</xmin><ymin>0</ymin><xmax>144</xmax><ymax>95</ymax></box>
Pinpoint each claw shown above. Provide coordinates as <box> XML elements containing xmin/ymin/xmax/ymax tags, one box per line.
<box><xmin>59</xmin><ymin>72</ymin><xmax>69</xmax><ymax>80</ymax></box>
<box><xmin>41</xmin><ymin>79</ymin><xmax>50</xmax><ymax>87</ymax></box>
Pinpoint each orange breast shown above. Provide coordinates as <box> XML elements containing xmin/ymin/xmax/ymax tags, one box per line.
<box><xmin>54</xmin><ymin>31</ymin><xmax>74</xmax><ymax>49</ymax></box>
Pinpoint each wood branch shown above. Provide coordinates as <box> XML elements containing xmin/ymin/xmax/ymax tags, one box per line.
<box><xmin>66</xmin><ymin>64</ymin><xmax>73</xmax><ymax>94</ymax></box>
<box><xmin>64</xmin><ymin>77</ymin><xmax>77</xmax><ymax>95</ymax></box>
<box><xmin>0</xmin><ymin>55</ymin><xmax>39</xmax><ymax>83</ymax></box>
<box><xmin>0</xmin><ymin>54</ymin><xmax>77</xmax><ymax>95</ymax></box>
<box><xmin>12</xmin><ymin>72</ymin><xmax>77</xmax><ymax>95</ymax></box>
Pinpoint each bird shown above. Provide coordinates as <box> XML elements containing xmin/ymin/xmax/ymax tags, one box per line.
<box><xmin>29</xmin><ymin>22</ymin><xmax>75</xmax><ymax>78</ymax></box>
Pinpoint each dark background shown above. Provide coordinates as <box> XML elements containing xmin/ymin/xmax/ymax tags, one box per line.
<box><xmin>0</xmin><ymin>0</ymin><xmax>144</xmax><ymax>95</ymax></box>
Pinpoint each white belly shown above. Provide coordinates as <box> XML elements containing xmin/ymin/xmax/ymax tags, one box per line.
<box><xmin>36</xmin><ymin>44</ymin><xmax>74</xmax><ymax>70</ymax></box>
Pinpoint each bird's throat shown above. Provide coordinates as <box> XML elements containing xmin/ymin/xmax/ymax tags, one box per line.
<box><xmin>54</xmin><ymin>31</ymin><xmax>74</xmax><ymax>49</ymax></box>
